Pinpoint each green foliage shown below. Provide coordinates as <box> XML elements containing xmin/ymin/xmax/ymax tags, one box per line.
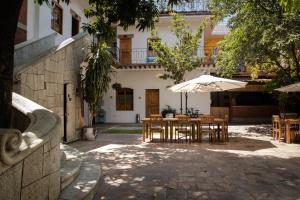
<box><xmin>279</xmin><ymin>0</ymin><xmax>300</xmax><ymax>12</ymax></box>
<box><xmin>149</xmin><ymin>12</ymin><xmax>205</xmax><ymax>84</ymax></box>
<box><xmin>82</xmin><ymin>43</ymin><xmax>113</xmax><ymax>125</ymax></box>
<box><xmin>210</xmin><ymin>0</ymin><xmax>300</xmax><ymax>89</ymax></box>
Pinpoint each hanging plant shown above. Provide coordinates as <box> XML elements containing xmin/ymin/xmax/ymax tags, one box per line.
<box><xmin>112</xmin><ymin>82</ymin><xmax>122</xmax><ymax>90</ymax></box>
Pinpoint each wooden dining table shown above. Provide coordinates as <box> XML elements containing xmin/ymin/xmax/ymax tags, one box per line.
<box><xmin>141</xmin><ymin>117</ymin><xmax>226</xmax><ymax>142</ymax></box>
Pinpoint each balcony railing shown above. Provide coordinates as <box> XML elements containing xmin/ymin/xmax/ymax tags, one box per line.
<box><xmin>111</xmin><ymin>47</ymin><xmax>218</xmax><ymax>66</ymax></box>
<box><xmin>158</xmin><ymin>0</ymin><xmax>210</xmax><ymax>14</ymax></box>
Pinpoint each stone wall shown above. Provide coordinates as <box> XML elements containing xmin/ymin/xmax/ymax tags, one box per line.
<box><xmin>0</xmin><ymin>93</ymin><xmax>62</xmax><ymax>200</ymax></box>
<box><xmin>0</xmin><ymin>141</ymin><xmax>61</xmax><ymax>200</ymax></box>
<box><xmin>14</xmin><ymin>33</ymin><xmax>91</xmax><ymax>141</ymax></box>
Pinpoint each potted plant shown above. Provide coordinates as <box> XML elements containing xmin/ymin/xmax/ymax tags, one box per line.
<box><xmin>81</xmin><ymin>42</ymin><xmax>113</xmax><ymax>140</ymax></box>
<box><xmin>161</xmin><ymin>105</ymin><xmax>176</xmax><ymax>118</ymax></box>
<box><xmin>112</xmin><ymin>82</ymin><xmax>122</xmax><ymax>90</ymax></box>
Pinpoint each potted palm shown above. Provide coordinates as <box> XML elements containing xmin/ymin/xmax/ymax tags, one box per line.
<box><xmin>81</xmin><ymin>42</ymin><xmax>113</xmax><ymax>140</ymax></box>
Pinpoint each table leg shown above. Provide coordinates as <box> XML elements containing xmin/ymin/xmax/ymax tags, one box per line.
<box><xmin>221</xmin><ymin>122</ymin><xmax>225</xmax><ymax>142</ymax></box>
<box><xmin>286</xmin><ymin>123</ymin><xmax>291</xmax><ymax>144</ymax></box>
<box><xmin>198</xmin><ymin>123</ymin><xmax>202</xmax><ymax>142</ymax></box>
<box><xmin>146</xmin><ymin>123</ymin><xmax>149</xmax><ymax>140</ymax></box>
<box><xmin>192</xmin><ymin>122</ymin><xmax>195</xmax><ymax>141</ymax></box>
<box><xmin>170</xmin><ymin>122</ymin><xmax>174</xmax><ymax>142</ymax></box>
<box><xmin>142</xmin><ymin>122</ymin><xmax>145</xmax><ymax>142</ymax></box>
<box><xmin>165</xmin><ymin>122</ymin><xmax>168</xmax><ymax>142</ymax></box>
<box><xmin>217</xmin><ymin>124</ymin><xmax>220</xmax><ymax>141</ymax></box>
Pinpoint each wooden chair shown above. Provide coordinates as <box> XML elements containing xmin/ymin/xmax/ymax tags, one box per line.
<box><xmin>219</xmin><ymin>114</ymin><xmax>229</xmax><ymax>142</ymax></box>
<box><xmin>198</xmin><ymin>115</ymin><xmax>216</xmax><ymax>142</ymax></box>
<box><xmin>272</xmin><ymin>115</ymin><xmax>282</xmax><ymax>141</ymax></box>
<box><xmin>175</xmin><ymin>115</ymin><xmax>192</xmax><ymax>142</ymax></box>
<box><xmin>149</xmin><ymin>114</ymin><xmax>165</xmax><ymax>142</ymax></box>
<box><xmin>292</xmin><ymin>119</ymin><xmax>300</xmax><ymax>143</ymax></box>
<box><xmin>285</xmin><ymin>118</ymin><xmax>300</xmax><ymax>143</ymax></box>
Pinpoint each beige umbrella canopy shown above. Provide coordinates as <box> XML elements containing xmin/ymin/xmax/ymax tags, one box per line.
<box><xmin>169</xmin><ymin>75</ymin><xmax>247</xmax><ymax>93</ymax></box>
<box><xmin>275</xmin><ymin>82</ymin><xmax>300</xmax><ymax>93</ymax></box>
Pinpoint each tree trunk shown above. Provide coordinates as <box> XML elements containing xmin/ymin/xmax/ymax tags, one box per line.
<box><xmin>0</xmin><ymin>0</ymin><xmax>23</xmax><ymax>128</ymax></box>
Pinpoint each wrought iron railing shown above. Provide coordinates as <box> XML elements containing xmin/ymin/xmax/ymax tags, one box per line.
<box><xmin>112</xmin><ymin>46</ymin><xmax>218</xmax><ymax>65</ymax></box>
<box><xmin>158</xmin><ymin>0</ymin><xmax>210</xmax><ymax>13</ymax></box>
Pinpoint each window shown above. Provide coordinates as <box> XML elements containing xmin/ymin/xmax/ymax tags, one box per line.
<box><xmin>71</xmin><ymin>10</ymin><xmax>80</xmax><ymax>36</ymax></box>
<box><xmin>116</xmin><ymin>88</ymin><xmax>133</xmax><ymax>111</ymax></box>
<box><xmin>51</xmin><ymin>2</ymin><xmax>63</xmax><ymax>34</ymax></box>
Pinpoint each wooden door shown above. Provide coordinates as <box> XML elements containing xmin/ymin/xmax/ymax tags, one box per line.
<box><xmin>145</xmin><ymin>89</ymin><xmax>159</xmax><ymax>117</ymax></box>
<box><xmin>64</xmin><ymin>83</ymin><xmax>76</xmax><ymax>142</ymax></box>
<box><xmin>120</xmin><ymin>37</ymin><xmax>132</xmax><ymax>64</ymax></box>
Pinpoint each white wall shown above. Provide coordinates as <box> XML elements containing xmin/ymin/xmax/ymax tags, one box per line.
<box><xmin>26</xmin><ymin>0</ymin><xmax>89</xmax><ymax>44</ymax></box>
<box><xmin>102</xmin><ymin>69</ymin><xmax>210</xmax><ymax>123</ymax></box>
<box><xmin>117</xmin><ymin>15</ymin><xmax>207</xmax><ymax>63</ymax></box>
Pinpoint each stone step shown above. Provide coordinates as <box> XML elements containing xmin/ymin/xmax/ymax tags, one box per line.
<box><xmin>60</xmin><ymin>144</ymin><xmax>84</xmax><ymax>160</ymax></box>
<box><xmin>60</xmin><ymin>156</ymin><xmax>83</xmax><ymax>191</ymax></box>
<box><xmin>60</xmin><ymin>144</ymin><xmax>85</xmax><ymax>191</ymax></box>
<box><xmin>58</xmin><ymin>155</ymin><xmax>101</xmax><ymax>200</ymax></box>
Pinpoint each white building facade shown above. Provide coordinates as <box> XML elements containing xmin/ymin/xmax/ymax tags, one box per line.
<box><xmin>102</xmin><ymin>6</ymin><xmax>218</xmax><ymax>123</ymax></box>
<box><xmin>16</xmin><ymin>0</ymin><xmax>89</xmax><ymax>46</ymax></box>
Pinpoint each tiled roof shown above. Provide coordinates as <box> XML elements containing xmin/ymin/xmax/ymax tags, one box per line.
<box><xmin>115</xmin><ymin>63</ymin><xmax>215</xmax><ymax>70</ymax></box>
<box><xmin>159</xmin><ymin>11</ymin><xmax>211</xmax><ymax>16</ymax></box>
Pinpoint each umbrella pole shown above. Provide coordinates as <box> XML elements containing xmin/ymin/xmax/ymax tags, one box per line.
<box><xmin>180</xmin><ymin>92</ymin><xmax>183</xmax><ymax>114</ymax></box>
<box><xmin>185</xmin><ymin>92</ymin><xmax>188</xmax><ymax>114</ymax></box>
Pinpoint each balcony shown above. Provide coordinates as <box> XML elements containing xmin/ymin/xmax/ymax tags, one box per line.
<box><xmin>111</xmin><ymin>46</ymin><xmax>217</xmax><ymax>68</ymax></box>
<box><xmin>158</xmin><ymin>0</ymin><xmax>210</xmax><ymax>15</ymax></box>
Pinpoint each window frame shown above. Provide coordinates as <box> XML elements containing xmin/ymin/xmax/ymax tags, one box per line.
<box><xmin>51</xmin><ymin>2</ymin><xmax>63</xmax><ymax>35</ymax></box>
<box><xmin>116</xmin><ymin>88</ymin><xmax>134</xmax><ymax>111</ymax></box>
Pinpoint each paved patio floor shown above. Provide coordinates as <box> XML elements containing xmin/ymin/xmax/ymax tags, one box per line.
<box><xmin>70</xmin><ymin>125</ymin><xmax>300</xmax><ymax>200</ymax></box>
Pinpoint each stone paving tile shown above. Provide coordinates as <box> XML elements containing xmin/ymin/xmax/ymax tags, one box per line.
<box><xmin>70</xmin><ymin>125</ymin><xmax>300</xmax><ymax>200</ymax></box>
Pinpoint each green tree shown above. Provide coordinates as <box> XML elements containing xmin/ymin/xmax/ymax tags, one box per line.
<box><xmin>279</xmin><ymin>0</ymin><xmax>300</xmax><ymax>12</ymax></box>
<box><xmin>82</xmin><ymin>43</ymin><xmax>113</xmax><ymax>126</ymax></box>
<box><xmin>0</xmin><ymin>0</ymin><xmax>189</xmax><ymax>128</ymax></box>
<box><xmin>149</xmin><ymin>12</ymin><xmax>205</xmax><ymax>113</ymax></box>
<box><xmin>210</xmin><ymin>0</ymin><xmax>300</xmax><ymax>87</ymax></box>
<box><xmin>150</xmin><ymin>13</ymin><xmax>205</xmax><ymax>84</ymax></box>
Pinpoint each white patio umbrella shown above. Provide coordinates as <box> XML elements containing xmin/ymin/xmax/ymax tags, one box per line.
<box><xmin>169</xmin><ymin>75</ymin><xmax>247</xmax><ymax>93</ymax></box>
<box><xmin>275</xmin><ymin>82</ymin><xmax>300</xmax><ymax>93</ymax></box>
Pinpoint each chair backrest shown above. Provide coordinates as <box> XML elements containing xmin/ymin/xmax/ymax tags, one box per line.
<box><xmin>281</xmin><ymin>113</ymin><xmax>298</xmax><ymax>119</ymax></box>
<box><xmin>150</xmin><ymin>114</ymin><xmax>163</xmax><ymax>128</ymax></box>
<box><xmin>272</xmin><ymin>115</ymin><xmax>281</xmax><ymax>129</ymax></box>
<box><xmin>223</xmin><ymin>114</ymin><xmax>229</xmax><ymax>128</ymax></box>
<box><xmin>224</xmin><ymin>114</ymin><xmax>229</xmax><ymax>122</ymax></box>
<box><xmin>176</xmin><ymin>115</ymin><xmax>191</xmax><ymax>127</ymax></box>
<box><xmin>199</xmin><ymin>115</ymin><xmax>214</xmax><ymax>124</ymax></box>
